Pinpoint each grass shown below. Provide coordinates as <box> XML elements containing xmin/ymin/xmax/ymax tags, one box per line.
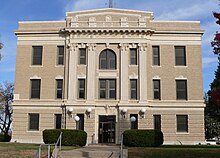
<box><xmin>128</xmin><ymin>145</ymin><xmax>220</xmax><ymax>158</ymax></box>
<box><xmin>0</xmin><ymin>142</ymin><xmax>78</xmax><ymax>158</ymax></box>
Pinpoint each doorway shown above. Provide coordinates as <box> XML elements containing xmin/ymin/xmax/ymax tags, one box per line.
<box><xmin>98</xmin><ymin>115</ymin><xmax>116</xmax><ymax>143</ymax></box>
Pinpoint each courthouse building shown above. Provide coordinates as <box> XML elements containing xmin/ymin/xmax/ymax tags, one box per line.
<box><xmin>12</xmin><ymin>8</ymin><xmax>205</xmax><ymax>144</ymax></box>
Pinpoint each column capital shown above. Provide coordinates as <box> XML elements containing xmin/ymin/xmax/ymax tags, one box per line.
<box><xmin>119</xmin><ymin>43</ymin><xmax>129</xmax><ymax>51</ymax></box>
<box><xmin>138</xmin><ymin>43</ymin><xmax>147</xmax><ymax>51</ymax></box>
<box><xmin>70</xmin><ymin>43</ymin><xmax>78</xmax><ymax>51</ymax></box>
<box><xmin>86</xmin><ymin>43</ymin><xmax>96</xmax><ymax>51</ymax></box>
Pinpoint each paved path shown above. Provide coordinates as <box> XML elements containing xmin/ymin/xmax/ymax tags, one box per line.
<box><xmin>58</xmin><ymin>145</ymin><xmax>128</xmax><ymax>158</ymax></box>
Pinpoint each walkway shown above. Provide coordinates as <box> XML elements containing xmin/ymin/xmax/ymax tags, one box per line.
<box><xmin>58</xmin><ymin>145</ymin><xmax>128</xmax><ymax>158</ymax></box>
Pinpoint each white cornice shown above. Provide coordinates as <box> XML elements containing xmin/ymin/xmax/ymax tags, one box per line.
<box><xmin>66</xmin><ymin>8</ymin><xmax>153</xmax><ymax>16</ymax></box>
<box><xmin>151</xmin><ymin>20</ymin><xmax>200</xmax><ymax>23</ymax></box>
<box><xmin>18</xmin><ymin>21</ymin><xmax>65</xmax><ymax>24</ymax></box>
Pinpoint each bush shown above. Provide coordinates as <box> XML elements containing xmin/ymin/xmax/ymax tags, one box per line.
<box><xmin>123</xmin><ymin>129</ymin><xmax>163</xmax><ymax>147</ymax></box>
<box><xmin>0</xmin><ymin>133</ymin><xmax>11</xmax><ymax>142</ymax></box>
<box><xmin>43</xmin><ymin>129</ymin><xmax>87</xmax><ymax>146</ymax></box>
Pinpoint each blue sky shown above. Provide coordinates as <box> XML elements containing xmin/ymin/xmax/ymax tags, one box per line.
<box><xmin>0</xmin><ymin>0</ymin><xmax>219</xmax><ymax>92</ymax></box>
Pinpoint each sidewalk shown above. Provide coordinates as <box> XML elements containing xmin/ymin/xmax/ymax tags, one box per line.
<box><xmin>58</xmin><ymin>145</ymin><xmax>128</xmax><ymax>158</ymax></box>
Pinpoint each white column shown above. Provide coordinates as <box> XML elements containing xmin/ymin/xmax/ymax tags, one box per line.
<box><xmin>68</xmin><ymin>44</ymin><xmax>78</xmax><ymax>102</ymax></box>
<box><xmin>119</xmin><ymin>43</ymin><xmax>129</xmax><ymax>103</ymax></box>
<box><xmin>86</xmin><ymin>44</ymin><xmax>96</xmax><ymax>103</ymax></box>
<box><xmin>138</xmin><ymin>43</ymin><xmax>148</xmax><ymax>103</ymax></box>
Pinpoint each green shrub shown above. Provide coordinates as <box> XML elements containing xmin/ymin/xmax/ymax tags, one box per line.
<box><xmin>123</xmin><ymin>129</ymin><xmax>163</xmax><ymax>147</ymax></box>
<box><xmin>0</xmin><ymin>133</ymin><xmax>11</xmax><ymax>142</ymax></box>
<box><xmin>43</xmin><ymin>129</ymin><xmax>87</xmax><ymax>146</ymax></box>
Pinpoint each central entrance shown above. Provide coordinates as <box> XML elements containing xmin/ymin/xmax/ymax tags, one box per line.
<box><xmin>98</xmin><ymin>115</ymin><xmax>116</xmax><ymax>143</ymax></box>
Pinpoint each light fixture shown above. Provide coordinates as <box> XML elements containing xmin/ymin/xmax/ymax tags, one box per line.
<box><xmin>140</xmin><ymin>108</ymin><xmax>146</xmax><ymax>118</ymax></box>
<box><xmin>121</xmin><ymin>108</ymin><xmax>127</xmax><ymax>118</ymax></box>
<box><xmin>67</xmin><ymin>107</ymin><xmax>73</xmax><ymax>118</ymax></box>
<box><xmin>74</xmin><ymin>115</ymin><xmax>80</xmax><ymax>122</ymax></box>
<box><xmin>130</xmin><ymin>116</ymin><xmax>136</xmax><ymax>122</ymax></box>
<box><xmin>86</xmin><ymin>108</ymin><xmax>92</xmax><ymax>118</ymax></box>
<box><xmin>74</xmin><ymin>115</ymin><xmax>80</xmax><ymax>130</ymax></box>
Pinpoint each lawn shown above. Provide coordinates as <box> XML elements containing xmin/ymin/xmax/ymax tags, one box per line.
<box><xmin>128</xmin><ymin>145</ymin><xmax>220</xmax><ymax>158</ymax></box>
<box><xmin>0</xmin><ymin>142</ymin><xmax>76</xmax><ymax>158</ymax></box>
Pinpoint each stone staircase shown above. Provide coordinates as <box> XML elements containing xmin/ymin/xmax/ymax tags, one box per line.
<box><xmin>58</xmin><ymin>145</ymin><xmax>128</xmax><ymax>158</ymax></box>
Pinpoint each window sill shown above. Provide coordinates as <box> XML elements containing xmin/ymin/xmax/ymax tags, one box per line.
<box><xmin>176</xmin><ymin>132</ymin><xmax>189</xmax><ymax>134</ymax></box>
<box><xmin>128</xmin><ymin>65</ymin><xmax>139</xmax><ymax>67</ymax></box>
<box><xmin>152</xmin><ymin>65</ymin><xmax>161</xmax><ymax>68</ymax></box>
<box><xmin>27</xmin><ymin>130</ymin><xmax>40</xmax><ymax>132</ymax></box>
<box><xmin>55</xmin><ymin>65</ymin><xmax>64</xmax><ymax>67</ymax></box>
<box><xmin>174</xmin><ymin>66</ymin><xmax>188</xmax><ymax>68</ymax></box>
<box><xmin>29</xmin><ymin>65</ymin><xmax>43</xmax><ymax>68</ymax></box>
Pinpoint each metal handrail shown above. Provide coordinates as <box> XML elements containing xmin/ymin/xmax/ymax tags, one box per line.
<box><xmin>35</xmin><ymin>132</ymin><xmax>62</xmax><ymax>158</ymax></box>
<box><xmin>120</xmin><ymin>133</ymin><xmax>123</xmax><ymax>158</ymax></box>
<box><xmin>52</xmin><ymin>132</ymin><xmax>63</xmax><ymax>157</ymax></box>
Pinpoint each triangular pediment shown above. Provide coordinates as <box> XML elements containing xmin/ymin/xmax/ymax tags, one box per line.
<box><xmin>66</xmin><ymin>8</ymin><xmax>153</xmax><ymax>28</ymax></box>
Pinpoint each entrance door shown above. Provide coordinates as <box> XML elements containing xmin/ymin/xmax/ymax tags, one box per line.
<box><xmin>98</xmin><ymin>115</ymin><xmax>115</xmax><ymax>143</ymax></box>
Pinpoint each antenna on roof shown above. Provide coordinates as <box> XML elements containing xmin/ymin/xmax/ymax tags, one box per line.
<box><xmin>109</xmin><ymin>0</ymin><xmax>113</xmax><ymax>8</ymax></box>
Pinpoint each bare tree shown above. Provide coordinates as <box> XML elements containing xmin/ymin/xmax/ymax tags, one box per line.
<box><xmin>0</xmin><ymin>82</ymin><xmax>13</xmax><ymax>141</ymax></box>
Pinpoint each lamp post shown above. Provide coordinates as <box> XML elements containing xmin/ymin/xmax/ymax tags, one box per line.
<box><xmin>74</xmin><ymin>115</ymin><xmax>80</xmax><ymax>130</ymax></box>
<box><xmin>61</xmin><ymin>101</ymin><xmax>66</xmax><ymax>129</ymax></box>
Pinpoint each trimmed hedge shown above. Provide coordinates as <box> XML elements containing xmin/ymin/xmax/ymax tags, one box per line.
<box><xmin>43</xmin><ymin>129</ymin><xmax>87</xmax><ymax>146</ymax></box>
<box><xmin>0</xmin><ymin>133</ymin><xmax>11</xmax><ymax>142</ymax></box>
<box><xmin>123</xmin><ymin>129</ymin><xmax>163</xmax><ymax>147</ymax></box>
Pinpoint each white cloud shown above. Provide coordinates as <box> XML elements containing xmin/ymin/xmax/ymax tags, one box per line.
<box><xmin>203</xmin><ymin>57</ymin><xmax>217</xmax><ymax>65</ymax></box>
<box><xmin>65</xmin><ymin>0</ymin><xmax>105</xmax><ymax>12</ymax></box>
<box><xmin>157</xmin><ymin>1</ymin><xmax>217</xmax><ymax>20</ymax></box>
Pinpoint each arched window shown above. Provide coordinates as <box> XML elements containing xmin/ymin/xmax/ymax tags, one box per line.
<box><xmin>99</xmin><ymin>49</ymin><xmax>116</xmax><ymax>69</ymax></box>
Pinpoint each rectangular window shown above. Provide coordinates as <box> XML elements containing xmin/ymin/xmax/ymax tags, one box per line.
<box><xmin>130</xmin><ymin>48</ymin><xmax>137</xmax><ymax>65</ymax></box>
<box><xmin>154</xmin><ymin>115</ymin><xmax>161</xmax><ymax>131</ymax></box>
<box><xmin>55</xmin><ymin>114</ymin><xmax>62</xmax><ymax>129</ymax></box>
<box><xmin>57</xmin><ymin>46</ymin><xmax>64</xmax><ymax>65</ymax></box>
<box><xmin>177</xmin><ymin>115</ymin><xmax>188</xmax><ymax>132</ymax></box>
<box><xmin>32</xmin><ymin>46</ymin><xmax>42</xmax><ymax>65</ymax></box>
<box><xmin>77</xmin><ymin>114</ymin><xmax>84</xmax><ymax>130</ymax></box>
<box><xmin>130</xmin><ymin>79</ymin><xmax>137</xmax><ymax>99</ymax></box>
<box><xmin>79</xmin><ymin>48</ymin><xmax>86</xmax><ymax>65</ymax></box>
<box><xmin>99</xmin><ymin>79</ymin><xmax>116</xmax><ymax>99</ymax></box>
<box><xmin>56</xmin><ymin>79</ymin><xmax>63</xmax><ymax>99</ymax></box>
<box><xmin>175</xmin><ymin>46</ymin><xmax>186</xmax><ymax>66</ymax></box>
<box><xmin>130</xmin><ymin>114</ymin><xmax>138</xmax><ymax>129</ymax></box>
<box><xmin>153</xmin><ymin>46</ymin><xmax>160</xmax><ymax>66</ymax></box>
<box><xmin>29</xmin><ymin>113</ymin><xmax>39</xmax><ymax>130</ymax></box>
<box><xmin>153</xmin><ymin>80</ymin><xmax>161</xmax><ymax>100</ymax></box>
<box><xmin>30</xmin><ymin>79</ymin><xmax>41</xmax><ymax>99</ymax></box>
<box><xmin>78</xmin><ymin>79</ymin><xmax>86</xmax><ymax>99</ymax></box>
<box><xmin>176</xmin><ymin>80</ymin><xmax>187</xmax><ymax>100</ymax></box>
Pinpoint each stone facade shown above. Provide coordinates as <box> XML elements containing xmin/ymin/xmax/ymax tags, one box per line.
<box><xmin>13</xmin><ymin>8</ymin><xmax>205</xmax><ymax>145</ymax></box>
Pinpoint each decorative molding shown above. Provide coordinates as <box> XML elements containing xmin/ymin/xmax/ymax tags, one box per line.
<box><xmin>77</xmin><ymin>72</ymin><xmax>86</xmax><ymax>79</ymax></box>
<box><xmin>153</xmin><ymin>76</ymin><xmax>160</xmax><ymax>79</ymax></box>
<box><xmin>55</xmin><ymin>75</ymin><xmax>63</xmax><ymax>79</ymax></box>
<box><xmin>30</xmin><ymin>75</ymin><xmax>41</xmax><ymax>79</ymax></box>
<box><xmin>71</xmin><ymin>16</ymin><xmax>79</xmax><ymax>27</ymax></box>
<box><xmin>105</xmin><ymin>15</ymin><xmax>112</xmax><ymax>22</ymax></box>
<box><xmin>129</xmin><ymin>72</ymin><xmax>138</xmax><ymax>79</ymax></box>
<box><xmin>78</xmin><ymin>43</ymin><xmax>86</xmax><ymax>48</ymax></box>
<box><xmin>120</xmin><ymin>17</ymin><xmax>128</xmax><ymax>27</ymax></box>
<box><xmin>89</xmin><ymin>17</ymin><xmax>96</xmax><ymax>27</ymax></box>
<box><xmin>175</xmin><ymin>76</ymin><xmax>187</xmax><ymax>80</ymax></box>
<box><xmin>139</xmin><ymin>16</ymin><xmax>147</xmax><ymax>27</ymax></box>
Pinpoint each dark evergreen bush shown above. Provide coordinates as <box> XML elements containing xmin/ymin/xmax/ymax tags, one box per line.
<box><xmin>43</xmin><ymin>129</ymin><xmax>87</xmax><ymax>146</ymax></box>
<box><xmin>123</xmin><ymin>129</ymin><xmax>163</xmax><ymax>147</ymax></box>
<box><xmin>0</xmin><ymin>133</ymin><xmax>11</xmax><ymax>142</ymax></box>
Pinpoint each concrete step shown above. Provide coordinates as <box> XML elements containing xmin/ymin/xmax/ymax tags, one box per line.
<box><xmin>58</xmin><ymin>145</ymin><xmax>128</xmax><ymax>158</ymax></box>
